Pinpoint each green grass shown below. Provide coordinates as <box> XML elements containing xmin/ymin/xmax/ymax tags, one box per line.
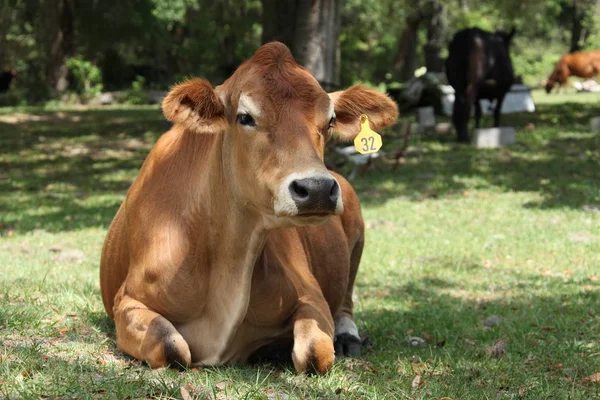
<box><xmin>1</xmin><ymin>94</ymin><xmax>599</xmax><ymax>399</ymax></box>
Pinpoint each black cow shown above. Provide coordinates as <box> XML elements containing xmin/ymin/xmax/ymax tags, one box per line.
<box><xmin>0</xmin><ymin>70</ymin><xmax>16</xmax><ymax>93</ymax></box>
<box><xmin>446</xmin><ymin>27</ymin><xmax>516</xmax><ymax>142</ymax></box>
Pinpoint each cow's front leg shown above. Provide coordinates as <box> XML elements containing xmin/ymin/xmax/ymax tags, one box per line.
<box><xmin>291</xmin><ymin>296</ymin><xmax>335</xmax><ymax>375</ymax></box>
<box><xmin>113</xmin><ymin>292</ymin><xmax>192</xmax><ymax>369</ymax></box>
<box><xmin>334</xmin><ymin>316</ymin><xmax>361</xmax><ymax>357</ymax></box>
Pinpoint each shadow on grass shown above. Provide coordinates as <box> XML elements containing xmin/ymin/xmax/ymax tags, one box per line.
<box><xmin>1</xmin><ymin>103</ymin><xmax>599</xmax><ymax>234</ymax></box>
<box><xmin>352</xmin><ymin>259</ymin><xmax>599</xmax><ymax>397</ymax></box>
<box><xmin>0</xmin><ymin>109</ymin><xmax>165</xmax><ymax>233</ymax></box>
<box><xmin>70</xmin><ymin>258</ymin><xmax>600</xmax><ymax>397</ymax></box>
<box><xmin>352</xmin><ymin>102</ymin><xmax>600</xmax><ymax>210</ymax></box>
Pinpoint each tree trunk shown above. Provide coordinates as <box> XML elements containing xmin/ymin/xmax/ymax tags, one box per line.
<box><xmin>393</xmin><ymin>10</ymin><xmax>422</xmax><ymax>82</ymax></box>
<box><xmin>261</xmin><ymin>0</ymin><xmax>298</xmax><ymax>46</ymax></box>
<box><xmin>424</xmin><ymin>0</ymin><xmax>447</xmax><ymax>73</ymax></box>
<box><xmin>43</xmin><ymin>0</ymin><xmax>75</xmax><ymax>96</ymax></box>
<box><xmin>570</xmin><ymin>0</ymin><xmax>597</xmax><ymax>52</ymax></box>
<box><xmin>261</xmin><ymin>0</ymin><xmax>342</xmax><ymax>90</ymax></box>
<box><xmin>292</xmin><ymin>0</ymin><xmax>342</xmax><ymax>90</ymax></box>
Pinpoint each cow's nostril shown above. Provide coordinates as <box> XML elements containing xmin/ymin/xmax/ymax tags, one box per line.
<box><xmin>329</xmin><ymin>180</ymin><xmax>339</xmax><ymax>199</ymax></box>
<box><xmin>290</xmin><ymin>181</ymin><xmax>309</xmax><ymax>199</ymax></box>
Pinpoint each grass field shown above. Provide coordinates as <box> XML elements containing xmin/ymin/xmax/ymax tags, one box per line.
<box><xmin>1</xmin><ymin>92</ymin><xmax>599</xmax><ymax>399</ymax></box>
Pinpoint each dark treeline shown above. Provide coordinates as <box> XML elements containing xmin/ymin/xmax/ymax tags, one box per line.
<box><xmin>0</xmin><ymin>0</ymin><xmax>598</xmax><ymax>105</ymax></box>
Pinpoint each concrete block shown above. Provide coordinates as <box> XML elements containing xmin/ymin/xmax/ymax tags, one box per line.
<box><xmin>435</xmin><ymin>122</ymin><xmax>452</xmax><ymax>135</ymax></box>
<box><xmin>417</xmin><ymin>106</ymin><xmax>436</xmax><ymax>128</ymax></box>
<box><xmin>590</xmin><ymin>117</ymin><xmax>600</xmax><ymax>132</ymax></box>
<box><xmin>473</xmin><ymin>127</ymin><xmax>516</xmax><ymax>148</ymax></box>
<box><xmin>440</xmin><ymin>83</ymin><xmax>536</xmax><ymax>116</ymax></box>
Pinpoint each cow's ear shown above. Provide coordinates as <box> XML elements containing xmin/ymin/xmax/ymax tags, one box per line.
<box><xmin>329</xmin><ymin>85</ymin><xmax>398</xmax><ymax>141</ymax></box>
<box><xmin>507</xmin><ymin>27</ymin><xmax>516</xmax><ymax>43</ymax></box>
<box><xmin>162</xmin><ymin>79</ymin><xmax>227</xmax><ymax>134</ymax></box>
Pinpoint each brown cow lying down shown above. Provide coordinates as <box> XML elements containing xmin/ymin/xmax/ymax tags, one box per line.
<box><xmin>100</xmin><ymin>42</ymin><xmax>398</xmax><ymax>374</ymax></box>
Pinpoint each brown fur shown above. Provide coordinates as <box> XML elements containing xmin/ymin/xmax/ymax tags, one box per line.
<box><xmin>100</xmin><ymin>42</ymin><xmax>398</xmax><ymax>373</ymax></box>
<box><xmin>546</xmin><ymin>50</ymin><xmax>600</xmax><ymax>93</ymax></box>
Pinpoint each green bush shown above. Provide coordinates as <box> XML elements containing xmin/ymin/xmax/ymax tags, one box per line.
<box><xmin>123</xmin><ymin>76</ymin><xmax>147</xmax><ymax>105</ymax></box>
<box><xmin>0</xmin><ymin>89</ymin><xmax>28</xmax><ymax>107</ymax></box>
<box><xmin>510</xmin><ymin>38</ymin><xmax>565</xmax><ymax>87</ymax></box>
<box><xmin>66</xmin><ymin>56</ymin><xmax>103</xmax><ymax>103</ymax></box>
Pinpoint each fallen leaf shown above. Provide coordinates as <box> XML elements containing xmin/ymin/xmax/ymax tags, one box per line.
<box><xmin>485</xmin><ymin>339</ymin><xmax>506</xmax><ymax>358</ymax></box>
<box><xmin>411</xmin><ymin>375</ymin><xmax>422</xmax><ymax>392</ymax></box>
<box><xmin>58</xmin><ymin>327</ymin><xmax>69</xmax><ymax>335</ymax></box>
<box><xmin>583</xmin><ymin>372</ymin><xmax>600</xmax><ymax>383</ymax></box>
<box><xmin>215</xmin><ymin>381</ymin><xmax>228</xmax><ymax>391</ymax></box>
<box><xmin>435</xmin><ymin>339</ymin><xmax>446</xmax><ymax>348</ymax></box>
<box><xmin>590</xmin><ymin>276</ymin><xmax>598</xmax><ymax>282</ymax></box>
<box><xmin>540</xmin><ymin>326</ymin><xmax>555</xmax><ymax>331</ymax></box>
<box><xmin>411</xmin><ymin>362</ymin><xmax>427</xmax><ymax>374</ymax></box>
<box><xmin>15</xmin><ymin>370</ymin><xmax>33</xmax><ymax>383</ymax></box>
<box><xmin>180</xmin><ymin>386</ymin><xmax>194</xmax><ymax>400</ymax></box>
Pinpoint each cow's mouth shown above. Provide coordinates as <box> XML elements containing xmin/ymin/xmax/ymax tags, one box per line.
<box><xmin>297</xmin><ymin>211</ymin><xmax>332</xmax><ymax>217</ymax></box>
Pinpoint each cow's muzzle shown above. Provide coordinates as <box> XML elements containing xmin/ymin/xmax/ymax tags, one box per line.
<box><xmin>274</xmin><ymin>172</ymin><xmax>344</xmax><ymax>219</ymax></box>
<box><xmin>289</xmin><ymin>177</ymin><xmax>339</xmax><ymax>215</ymax></box>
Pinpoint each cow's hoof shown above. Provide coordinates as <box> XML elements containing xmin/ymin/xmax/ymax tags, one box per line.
<box><xmin>334</xmin><ymin>333</ymin><xmax>361</xmax><ymax>357</ymax></box>
<box><xmin>145</xmin><ymin>333</ymin><xmax>192</xmax><ymax>370</ymax></box>
<box><xmin>292</xmin><ymin>333</ymin><xmax>334</xmax><ymax>375</ymax></box>
<box><xmin>334</xmin><ymin>316</ymin><xmax>361</xmax><ymax>357</ymax></box>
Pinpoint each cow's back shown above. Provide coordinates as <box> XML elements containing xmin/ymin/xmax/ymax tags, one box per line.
<box><xmin>563</xmin><ymin>51</ymin><xmax>600</xmax><ymax>77</ymax></box>
<box><xmin>447</xmin><ymin>28</ymin><xmax>514</xmax><ymax>94</ymax></box>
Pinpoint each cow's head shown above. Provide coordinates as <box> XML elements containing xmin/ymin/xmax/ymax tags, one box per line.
<box><xmin>162</xmin><ymin>42</ymin><xmax>398</xmax><ymax>227</ymax></box>
<box><xmin>545</xmin><ymin>79</ymin><xmax>555</xmax><ymax>94</ymax></box>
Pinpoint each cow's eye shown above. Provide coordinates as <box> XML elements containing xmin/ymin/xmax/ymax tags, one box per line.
<box><xmin>237</xmin><ymin>113</ymin><xmax>256</xmax><ymax>127</ymax></box>
<box><xmin>328</xmin><ymin>115</ymin><xmax>336</xmax><ymax>128</ymax></box>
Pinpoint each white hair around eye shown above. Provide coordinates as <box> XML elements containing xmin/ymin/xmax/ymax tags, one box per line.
<box><xmin>237</xmin><ymin>93</ymin><xmax>262</xmax><ymax>118</ymax></box>
<box><xmin>327</xmin><ymin>99</ymin><xmax>335</xmax><ymax>121</ymax></box>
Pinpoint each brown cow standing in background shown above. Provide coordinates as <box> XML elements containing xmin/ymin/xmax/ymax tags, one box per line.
<box><xmin>100</xmin><ymin>42</ymin><xmax>398</xmax><ymax>374</ymax></box>
<box><xmin>546</xmin><ymin>50</ymin><xmax>600</xmax><ymax>93</ymax></box>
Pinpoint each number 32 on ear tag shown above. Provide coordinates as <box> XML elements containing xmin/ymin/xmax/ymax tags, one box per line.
<box><xmin>354</xmin><ymin>114</ymin><xmax>382</xmax><ymax>155</ymax></box>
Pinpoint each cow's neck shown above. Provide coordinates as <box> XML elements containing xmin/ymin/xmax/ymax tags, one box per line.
<box><xmin>184</xmin><ymin>131</ymin><xmax>269</xmax><ymax>363</ymax></box>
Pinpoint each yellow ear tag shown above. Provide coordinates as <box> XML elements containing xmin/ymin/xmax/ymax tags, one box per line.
<box><xmin>354</xmin><ymin>115</ymin><xmax>382</xmax><ymax>155</ymax></box>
